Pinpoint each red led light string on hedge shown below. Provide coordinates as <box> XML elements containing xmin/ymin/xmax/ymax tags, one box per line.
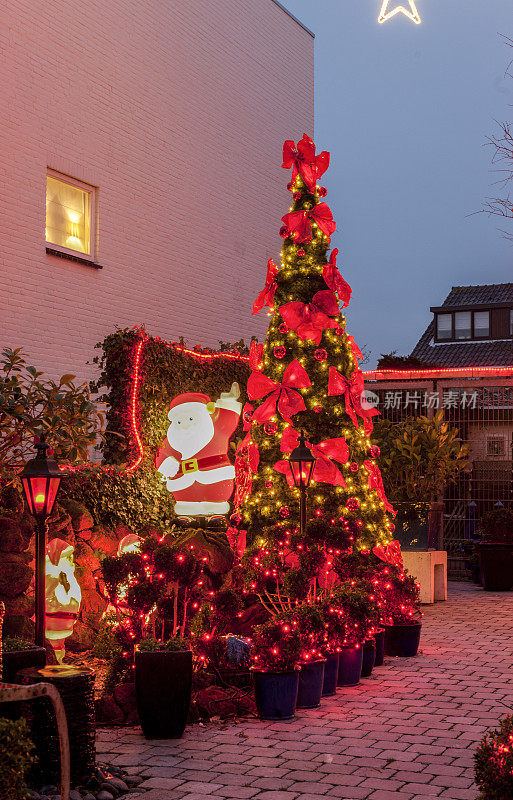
<box><xmin>127</xmin><ymin>335</ymin><xmax>146</xmax><ymax>472</ymax></box>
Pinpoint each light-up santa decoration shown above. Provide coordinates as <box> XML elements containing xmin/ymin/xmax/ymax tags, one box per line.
<box><xmin>156</xmin><ymin>383</ymin><xmax>242</xmax><ymax>518</ymax></box>
<box><xmin>45</xmin><ymin>538</ymin><xmax>82</xmax><ymax>662</ymax></box>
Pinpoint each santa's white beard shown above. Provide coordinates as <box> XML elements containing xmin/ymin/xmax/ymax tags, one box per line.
<box><xmin>167</xmin><ymin>410</ymin><xmax>214</xmax><ymax>458</ymax></box>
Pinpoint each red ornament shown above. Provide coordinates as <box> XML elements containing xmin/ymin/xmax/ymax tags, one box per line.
<box><xmin>279</xmin><ymin>323</ymin><xmax>288</xmax><ymax>334</ymax></box>
<box><xmin>389</xmin><ymin>523</ymin><xmax>396</xmax><ymax>533</ymax></box>
<box><xmin>264</xmin><ymin>421</ymin><xmax>277</xmax><ymax>435</ymax></box>
<box><xmin>350</xmin><ymin>462</ymin><xmax>358</xmax><ymax>472</ymax></box>
<box><xmin>274</xmin><ymin>345</ymin><xmax>286</xmax><ymax>359</ymax></box>
<box><xmin>335</xmin><ymin>326</ymin><xmax>343</xmax><ymax>336</ymax></box>
<box><xmin>297</xmin><ymin>248</ymin><xmax>306</xmax><ymax>256</ymax></box>
<box><xmin>287</xmin><ymin>182</ymin><xmax>294</xmax><ymax>191</ymax></box>
<box><xmin>265</xmin><ymin>480</ymin><xmax>273</xmax><ymax>489</ymax></box>
<box><xmin>369</xmin><ymin>445</ymin><xmax>380</xmax><ymax>459</ymax></box>
<box><xmin>318</xmin><ymin>186</ymin><xmax>327</xmax><ymax>197</ymax></box>
<box><xmin>279</xmin><ymin>225</ymin><xmax>289</xmax><ymax>238</ymax></box>
<box><xmin>243</xmin><ymin>408</ymin><xmax>253</xmax><ymax>425</ymax></box>
<box><xmin>314</xmin><ymin>348</ymin><xmax>328</xmax><ymax>361</ymax></box>
<box><xmin>346</xmin><ymin>498</ymin><xmax>359</xmax><ymax>512</ymax></box>
<box><xmin>293</xmin><ymin>192</ymin><xmax>301</xmax><ymax>200</ymax></box>
<box><xmin>230</xmin><ymin>512</ymin><xmax>242</xmax><ymax>526</ymax></box>
<box><xmin>313</xmin><ymin>406</ymin><xmax>322</xmax><ymax>414</ymax></box>
<box><xmin>279</xmin><ymin>506</ymin><xmax>290</xmax><ymax>518</ymax></box>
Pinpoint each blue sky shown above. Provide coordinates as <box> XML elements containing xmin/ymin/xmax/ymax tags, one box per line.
<box><xmin>283</xmin><ymin>0</ymin><xmax>513</xmax><ymax>366</ymax></box>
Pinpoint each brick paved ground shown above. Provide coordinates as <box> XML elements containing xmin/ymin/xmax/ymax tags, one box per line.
<box><xmin>97</xmin><ymin>582</ymin><xmax>513</xmax><ymax>800</ymax></box>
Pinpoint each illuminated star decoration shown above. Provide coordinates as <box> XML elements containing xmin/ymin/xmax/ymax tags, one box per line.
<box><xmin>378</xmin><ymin>0</ymin><xmax>421</xmax><ymax>24</ymax></box>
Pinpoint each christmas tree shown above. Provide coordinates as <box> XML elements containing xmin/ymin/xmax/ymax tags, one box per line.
<box><xmin>233</xmin><ymin>134</ymin><xmax>395</xmax><ymax>590</ymax></box>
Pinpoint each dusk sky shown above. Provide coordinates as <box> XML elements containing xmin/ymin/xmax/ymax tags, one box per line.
<box><xmin>284</xmin><ymin>0</ymin><xmax>513</xmax><ymax>366</ymax></box>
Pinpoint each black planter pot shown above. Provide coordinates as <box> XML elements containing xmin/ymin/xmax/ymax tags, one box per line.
<box><xmin>253</xmin><ymin>669</ymin><xmax>299</xmax><ymax>720</ymax></box>
<box><xmin>2</xmin><ymin>646</ymin><xmax>47</xmax><ymax>683</ymax></box>
<box><xmin>337</xmin><ymin>646</ymin><xmax>363</xmax><ymax>687</ymax></box>
<box><xmin>135</xmin><ymin>648</ymin><xmax>192</xmax><ymax>739</ymax></box>
<box><xmin>374</xmin><ymin>629</ymin><xmax>385</xmax><ymax>667</ymax></box>
<box><xmin>384</xmin><ymin>623</ymin><xmax>422</xmax><ymax>657</ymax></box>
<box><xmin>322</xmin><ymin>653</ymin><xmax>339</xmax><ymax>697</ymax></box>
<box><xmin>361</xmin><ymin>640</ymin><xmax>376</xmax><ymax>678</ymax></box>
<box><xmin>478</xmin><ymin>543</ymin><xmax>513</xmax><ymax>591</ymax></box>
<box><xmin>297</xmin><ymin>659</ymin><xmax>326</xmax><ymax>709</ymax></box>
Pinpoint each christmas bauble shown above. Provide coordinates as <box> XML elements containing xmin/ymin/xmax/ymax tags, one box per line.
<box><xmin>313</xmin><ymin>406</ymin><xmax>321</xmax><ymax>414</ymax></box>
<box><xmin>369</xmin><ymin>445</ymin><xmax>380</xmax><ymax>459</ymax></box>
<box><xmin>243</xmin><ymin>409</ymin><xmax>253</xmax><ymax>425</ymax></box>
<box><xmin>318</xmin><ymin>186</ymin><xmax>327</xmax><ymax>197</ymax></box>
<box><xmin>264</xmin><ymin>421</ymin><xmax>277</xmax><ymax>435</ymax></box>
<box><xmin>350</xmin><ymin>462</ymin><xmax>358</xmax><ymax>472</ymax></box>
<box><xmin>265</xmin><ymin>480</ymin><xmax>273</xmax><ymax>489</ymax></box>
<box><xmin>346</xmin><ymin>498</ymin><xmax>359</xmax><ymax>512</ymax></box>
<box><xmin>297</xmin><ymin>248</ymin><xmax>306</xmax><ymax>256</ymax></box>
<box><xmin>274</xmin><ymin>345</ymin><xmax>286</xmax><ymax>359</ymax></box>
<box><xmin>314</xmin><ymin>348</ymin><xmax>327</xmax><ymax>361</ymax></box>
<box><xmin>279</xmin><ymin>226</ymin><xmax>288</xmax><ymax>238</ymax></box>
<box><xmin>287</xmin><ymin>182</ymin><xmax>294</xmax><ymax>191</ymax></box>
<box><xmin>389</xmin><ymin>523</ymin><xmax>395</xmax><ymax>533</ymax></box>
<box><xmin>335</xmin><ymin>326</ymin><xmax>343</xmax><ymax>335</ymax></box>
<box><xmin>230</xmin><ymin>512</ymin><xmax>242</xmax><ymax>526</ymax></box>
<box><xmin>279</xmin><ymin>323</ymin><xmax>288</xmax><ymax>334</ymax></box>
<box><xmin>279</xmin><ymin>506</ymin><xmax>290</xmax><ymax>518</ymax></box>
<box><xmin>294</xmin><ymin>192</ymin><xmax>301</xmax><ymax>200</ymax></box>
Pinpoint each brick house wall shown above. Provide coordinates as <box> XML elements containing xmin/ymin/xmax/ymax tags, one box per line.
<box><xmin>0</xmin><ymin>0</ymin><xmax>314</xmax><ymax>382</ymax></box>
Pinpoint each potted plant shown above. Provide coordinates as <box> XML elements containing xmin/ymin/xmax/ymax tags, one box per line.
<box><xmin>135</xmin><ymin>636</ymin><xmax>192</xmax><ymax>739</ymax></box>
<box><xmin>251</xmin><ymin>615</ymin><xmax>301</xmax><ymax>720</ymax></box>
<box><xmin>2</xmin><ymin>636</ymin><xmax>46</xmax><ymax>683</ymax></box>
<box><xmin>330</xmin><ymin>581</ymin><xmax>380</xmax><ymax>687</ymax></box>
<box><xmin>317</xmin><ymin>596</ymin><xmax>344</xmax><ymax>697</ymax></box>
<box><xmin>474</xmin><ymin>715</ymin><xmax>513</xmax><ymax>799</ymax></box>
<box><xmin>477</xmin><ymin>508</ymin><xmax>513</xmax><ymax>591</ymax></box>
<box><xmin>289</xmin><ymin>605</ymin><xmax>326</xmax><ymax>710</ymax></box>
<box><xmin>382</xmin><ymin>570</ymin><xmax>422</xmax><ymax>657</ymax></box>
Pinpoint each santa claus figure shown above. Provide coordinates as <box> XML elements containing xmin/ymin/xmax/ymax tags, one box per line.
<box><xmin>45</xmin><ymin>539</ymin><xmax>82</xmax><ymax>663</ymax></box>
<box><xmin>156</xmin><ymin>382</ymin><xmax>242</xmax><ymax>519</ymax></box>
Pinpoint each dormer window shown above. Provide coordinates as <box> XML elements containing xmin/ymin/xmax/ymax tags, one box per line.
<box><xmin>434</xmin><ymin>309</ymin><xmax>492</xmax><ymax>342</ymax></box>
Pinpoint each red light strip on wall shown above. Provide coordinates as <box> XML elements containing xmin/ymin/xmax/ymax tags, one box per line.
<box><xmin>364</xmin><ymin>366</ymin><xmax>513</xmax><ymax>381</ymax></box>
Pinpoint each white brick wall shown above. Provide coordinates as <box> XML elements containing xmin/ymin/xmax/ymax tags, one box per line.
<box><xmin>0</xmin><ymin>0</ymin><xmax>314</xmax><ymax>383</ymax></box>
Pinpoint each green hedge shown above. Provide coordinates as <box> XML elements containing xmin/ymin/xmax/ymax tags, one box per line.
<box><xmin>0</xmin><ymin>717</ymin><xmax>35</xmax><ymax>800</ymax></box>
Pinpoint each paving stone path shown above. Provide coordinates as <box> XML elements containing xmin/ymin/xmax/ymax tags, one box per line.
<box><xmin>97</xmin><ymin>582</ymin><xmax>513</xmax><ymax>800</ymax></box>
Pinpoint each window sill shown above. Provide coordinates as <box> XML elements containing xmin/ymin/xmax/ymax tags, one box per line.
<box><xmin>46</xmin><ymin>246</ymin><xmax>103</xmax><ymax>269</ymax></box>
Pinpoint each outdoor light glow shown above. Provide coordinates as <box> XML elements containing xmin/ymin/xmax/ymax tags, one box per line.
<box><xmin>378</xmin><ymin>0</ymin><xmax>421</xmax><ymax>24</ymax></box>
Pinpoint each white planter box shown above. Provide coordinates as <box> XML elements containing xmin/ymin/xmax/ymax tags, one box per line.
<box><xmin>401</xmin><ymin>550</ymin><xmax>447</xmax><ymax>605</ymax></box>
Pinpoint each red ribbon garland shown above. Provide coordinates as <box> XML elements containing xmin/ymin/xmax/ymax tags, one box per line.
<box><xmin>282</xmin><ymin>134</ymin><xmax>330</xmax><ymax>193</ymax></box>
<box><xmin>279</xmin><ymin>289</ymin><xmax>339</xmax><ymax>345</ymax></box>
<box><xmin>274</xmin><ymin>426</ymin><xmax>349</xmax><ymax>487</ymax></box>
<box><xmin>281</xmin><ymin>203</ymin><xmax>336</xmax><ymax>243</ymax></box>
<box><xmin>347</xmin><ymin>335</ymin><xmax>363</xmax><ymax>362</ymax></box>
<box><xmin>328</xmin><ymin>367</ymin><xmax>379</xmax><ymax>434</ymax></box>
<box><xmin>247</xmin><ymin>360</ymin><xmax>311</xmax><ymax>424</ymax></box>
<box><xmin>372</xmin><ymin>540</ymin><xmax>402</xmax><ymax>568</ymax></box>
<box><xmin>364</xmin><ymin>460</ymin><xmax>396</xmax><ymax>515</ymax></box>
<box><xmin>323</xmin><ymin>249</ymin><xmax>352</xmax><ymax>309</ymax></box>
<box><xmin>252</xmin><ymin>259</ymin><xmax>279</xmax><ymax>316</ymax></box>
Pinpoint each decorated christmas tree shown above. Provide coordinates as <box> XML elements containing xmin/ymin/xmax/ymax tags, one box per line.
<box><xmin>232</xmin><ymin>135</ymin><xmax>396</xmax><ymax>593</ymax></box>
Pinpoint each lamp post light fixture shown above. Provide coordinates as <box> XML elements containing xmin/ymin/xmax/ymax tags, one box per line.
<box><xmin>20</xmin><ymin>434</ymin><xmax>64</xmax><ymax>648</ymax></box>
<box><xmin>287</xmin><ymin>430</ymin><xmax>316</xmax><ymax>540</ymax></box>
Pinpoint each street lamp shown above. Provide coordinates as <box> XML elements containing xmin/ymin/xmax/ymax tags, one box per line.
<box><xmin>20</xmin><ymin>434</ymin><xmax>64</xmax><ymax>648</ymax></box>
<box><xmin>288</xmin><ymin>431</ymin><xmax>316</xmax><ymax>539</ymax></box>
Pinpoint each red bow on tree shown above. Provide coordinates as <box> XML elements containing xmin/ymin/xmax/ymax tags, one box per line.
<box><xmin>323</xmin><ymin>249</ymin><xmax>352</xmax><ymax>308</ymax></box>
<box><xmin>364</xmin><ymin>460</ymin><xmax>396</xmax><ymax>515</ymax></box>
<box><xmin>328</xmin><ymin>367</ymin><xmax>379</xmax><ymax>434</ymax></box>
<box><xmin>274</xmin><ymin>427</ymin><xmax>349</xmax><ymax>487</ymax></box>
<box><xmin>282</xmin><ymin>134</ymin><xmax>330</xmax><ymax>193</ymax></box>
<box><xmin>279</xmin><ymin>290</ymin><xmax>339</xmax><ymax>345</ymax></box>
<box><xmin>249</xmin><ymin>340</ymin><xmax>264</xmax><ymax>370</ymax></box>
<box><xmin>252</xmin><ymin>259</ymin><xmax>279</xmax><ymax>315</ymax></box>
<box><xmin>372</xmin><ymin>540</ymin><xmax>402</xmax><ymax>568</ymax></box>
<box><xmin>281</xmin><ymin>203</ymin><xmax>336</xmax><ymax>243</ymax></box>
<box><xmin>247</xmin><ymin>360</ymin><xmax>311</xmax><ymax>424</ymax></box>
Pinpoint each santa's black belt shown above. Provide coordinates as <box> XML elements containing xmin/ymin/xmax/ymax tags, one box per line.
<box><xmin>177</xmin><ymin>454</ymin><xmax>231</xmax><ymax>477</ymax></box>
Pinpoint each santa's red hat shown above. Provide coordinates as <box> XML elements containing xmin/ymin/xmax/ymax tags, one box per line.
<box><xmin>168</xmin><ymin>393</ymin><xmax>215</xmax><ymax>418</ymax></box>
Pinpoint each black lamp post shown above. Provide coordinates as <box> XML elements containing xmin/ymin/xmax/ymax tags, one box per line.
<box><xmin>20</xmin><ymin>434</ymin><xmax>63</xmax><ymax>648</ymax></box>
<box><xmin>288</xmin><ymin>430</ymin><xmax>316</xmax><ymax>539</ymax></box>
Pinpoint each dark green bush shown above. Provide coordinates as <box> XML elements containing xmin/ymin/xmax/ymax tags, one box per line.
<box><xmin>0</xmin><ymin>717</ymin><xmax>35</xmax><ymax>800</ymax></box>
<box><xmin>475</xmin><ymin>715</ymin><xmax>513</xmax><ymax>799</ymax></box>
<box><xmin>479</xmin><ymin>508</ymin><xmax>513</xmax><ymax>543</ymax></box>
<box><xmin>137</xmin><ymin>637</ymin><xmax>188</xmax><ymax>652</ymax></box>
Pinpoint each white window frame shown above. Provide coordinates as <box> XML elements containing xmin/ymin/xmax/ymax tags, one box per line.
<box><xmin>46</xmin><ymin>169</ymin><xmax>97</xmax><ymax>262</ymax></box>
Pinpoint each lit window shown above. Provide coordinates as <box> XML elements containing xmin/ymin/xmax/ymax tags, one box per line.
<box><xmin>473</xmin><ymin>310</ymin><xmax>489</xmax><ymax>338</ymax></box>
<box><xmin>46</xmin><ymin>171</ymin><xmax>95</xmax><ymax>258</ymax></box>
<box><xmin>436</xmin><ymin>314</ymin><xmax>452</xmax><ymax>340</ymax></box>
<box><xmin>487</xmin><ymin>436</ymin><xmax>505</xmax><ymax>457</ymax></box>
<box><xmin>454</xmin><ymin>311</ymin><xmax>471</xmax><ymax>340</ymax></box>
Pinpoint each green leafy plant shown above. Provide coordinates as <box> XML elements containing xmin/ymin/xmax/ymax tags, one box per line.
<box><xmin>478</xmin><ymin>508</ymin><xmax>513</xmax><ymax>544</ymax></box>
<box><xmin>92</xmin><ymin>614</ymin><xmax>122</xmax><ymax>661</ymax></box>
<box><xmin>373</xmin><ymin>410</ymin><xmax>469</xmax><ymax>503</ymax></box>
<box><xmin>137</xmin><ymin>636</ymin><xmax>189</xmax><ymax>652</ymax></box>
<box><xmin>2</xmin><ymin>637</ymin><xmax>39</xmax><ymax>653</ymax></box>
<box><xmin>251</xmin><ymin>614</ymin><xmax>301</xmax><ymax>673</ymax></box>
<box><xmin>0</xmin><ymin>717</ymin><xmax>36</xmax><ymax>800</ymax></box>
<box><xmin>475</xmin><ymin>715</ymin><xmax>513</xmax><ymax>799</ymax></box>
<box><xmin>0</xmin><ymin>347</ymin><xmax>105</xmax><ymax>469</ymax></box>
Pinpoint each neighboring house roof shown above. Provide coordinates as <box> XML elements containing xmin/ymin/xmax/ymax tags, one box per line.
<box><xmin>410</xmin><ymin>284</ymin><xmax>513</xmax><ymax>367</ymax></box>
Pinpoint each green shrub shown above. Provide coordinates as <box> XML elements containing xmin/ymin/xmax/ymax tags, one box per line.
<box><xmin>92</xmin><ymin>614</ymin><xmax>122</xmax><ymax>661</ymax></box>
<box><xmin>137</xmin><ymin>637</ymin><xmax>188</xmax><ymax>652</ymax></box>
<box><xmin>478</xmin><ymin>508</ymin><xmax>513</xmax><ymax>543</ymax></box>
<box><xmin>2</xmin><ymin>637</ymin><xmax>39</xmax><ymax>653</ymax></box>
<box><xmin>475</xmin><ymin>715</ymin><xmax>513</xmax><ymax>799</ymax></box>
<box><xmin>0</xmin><ymin>717</ymin><xmax>35</xmax><ymax>800</ymax></box>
